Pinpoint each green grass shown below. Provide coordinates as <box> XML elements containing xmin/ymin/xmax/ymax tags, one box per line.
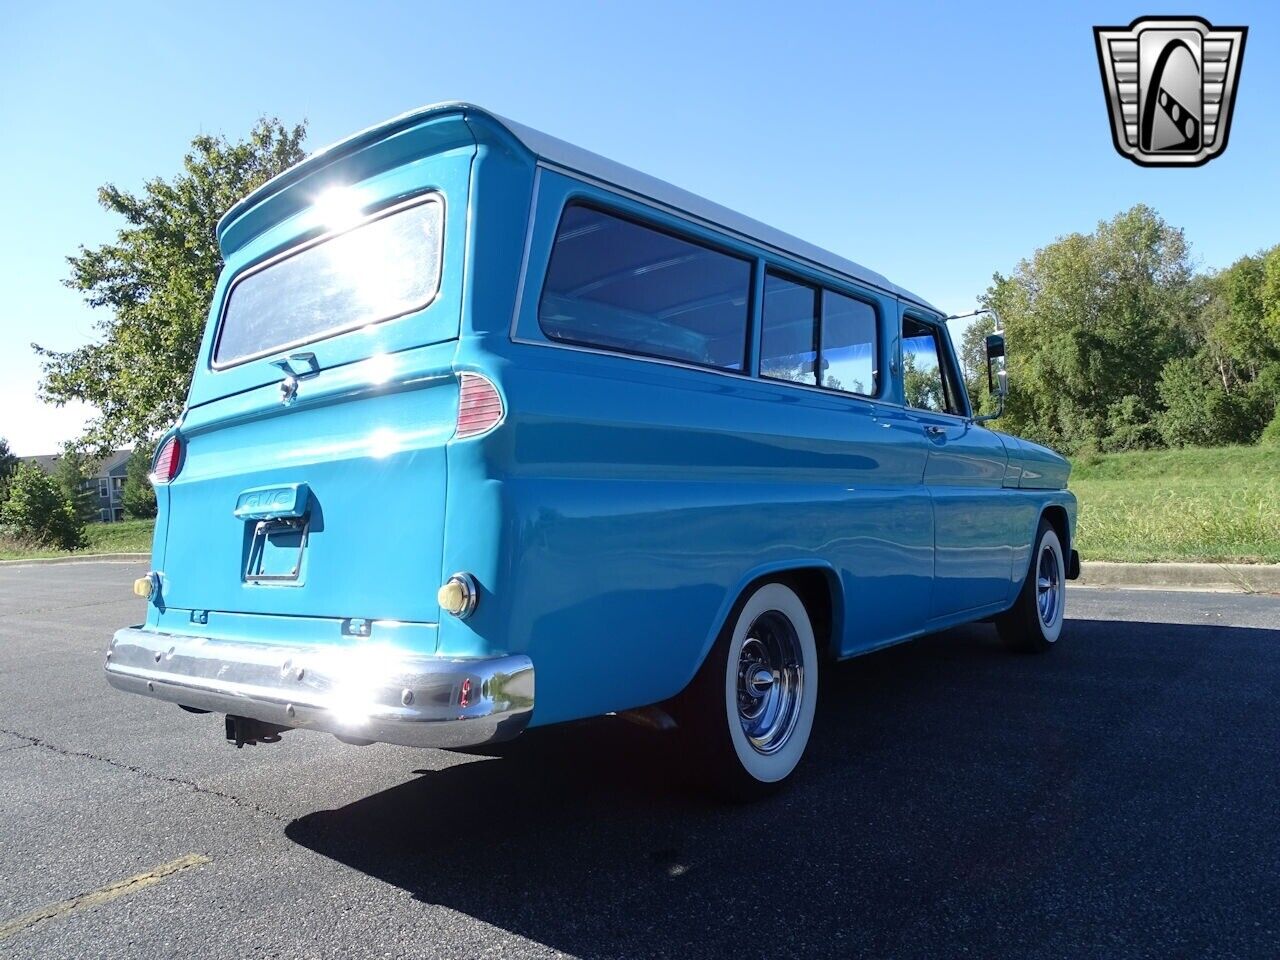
<box><xmin>0</xmin><ymin>519</ymin><xmax>155</xmax><ymax>561</ymax></box>
<box><xmin>1070</xmin><ymin>445</ymin><xmax>1280</xmax><ymax>563</ymax></box>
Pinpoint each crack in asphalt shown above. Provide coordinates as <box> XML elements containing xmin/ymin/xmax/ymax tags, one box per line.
<box><xmin>0</xmin><ymin>727</ymin><xmax>286</xmax><ymax>821</ymax></box>
<box><xmin>2</xmin><ymin>597</ymin><xmax>139</xmax><ymax>617</ymax></box>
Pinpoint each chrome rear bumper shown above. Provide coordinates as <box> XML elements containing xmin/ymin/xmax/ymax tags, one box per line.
<box><xmin>105</xmin><ymin>627</ymin><xmax>534</xmax><ymax>749</ymax></box>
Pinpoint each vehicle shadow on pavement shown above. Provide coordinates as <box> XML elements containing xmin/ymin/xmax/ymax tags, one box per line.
<box><xmin>285</xmin><ymin>618</ymin><xmax>1280</xmax><ymax>959</ymax></box>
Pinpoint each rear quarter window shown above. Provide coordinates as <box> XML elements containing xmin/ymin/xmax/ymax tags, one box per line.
<box><xmin>214</xmin><ymin>195</ymin><xmax>444</xmax><ymax>367</ymax></box>
<box><xmin>538</xmin><ymin>204</ymin><xmax>752</xmax><ymax>371</ymax></box>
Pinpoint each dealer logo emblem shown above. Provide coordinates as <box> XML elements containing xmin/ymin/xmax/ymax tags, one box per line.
<box><xmin>1094</xmin><ymin>16</ymin><xmax>1247</xmax><ymax>167</ymax></box>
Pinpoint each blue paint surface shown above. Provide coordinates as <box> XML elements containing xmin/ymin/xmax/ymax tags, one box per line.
<box><xmin>140</xmin><ymin>104</ymin><xmax>1077</xmax><ymax>730</ymax></box>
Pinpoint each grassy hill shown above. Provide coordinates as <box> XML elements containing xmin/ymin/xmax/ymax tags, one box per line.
<box><xmin>1070</xmin><ymin>445</ymin><xmax>1280</xmax><ymax>563</ymax></box>
<box><xmin>0</xmin><ymin>518</ymin><xmax>155</xmax><ymax>561</ymax></box>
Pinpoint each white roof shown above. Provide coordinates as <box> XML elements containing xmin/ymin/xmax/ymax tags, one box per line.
<box><xmin>484</xmin><ymin>105</ymin><xmax>937</xmax><ymax>311</ymax></box>
<box><xmin>221</xmin><ymin>102</ymin><xmax>938</xmax><ymax>312</ymax></box>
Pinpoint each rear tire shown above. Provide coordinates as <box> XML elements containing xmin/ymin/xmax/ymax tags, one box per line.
<box><xmin>674</xmin><ymin>582</ymin><xmax>818</xmax><ymax>801</ymax></box>
<box><xmin>997</xmin><ymin>519</ymin><xmax>1066</xmax><ymax>653</ymax></box>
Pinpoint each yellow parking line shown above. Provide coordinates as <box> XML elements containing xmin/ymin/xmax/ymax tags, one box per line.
<box><xmin>0</xmin><ymin>853</ymin><xmax>210</xmax><ymax>940</ymax></box>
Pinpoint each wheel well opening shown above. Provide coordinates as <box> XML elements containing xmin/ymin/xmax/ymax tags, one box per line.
<box><xmin>774</xmin><ymin>568</ymin><xmax>837</xmax><ymax>659</ymax></box>
<box><xmin>1042</xmin><ymin>505</ymin><xmax>1069</xmax><ymax>553</ymax></box>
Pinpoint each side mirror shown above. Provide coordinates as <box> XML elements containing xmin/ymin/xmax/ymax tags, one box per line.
<box><xmin>984</xmin><ymin>333</ymin><xmax>1007</xmax><ymax>397</ymax></box>
<box><xmin>945</xmin><ymin>307</ymin><xmax>1006</xmax><ymax>424</ymax></box>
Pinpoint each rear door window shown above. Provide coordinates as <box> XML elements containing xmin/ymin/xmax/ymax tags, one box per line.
<box><xmin>538</xmin><ymin>204</ymin><xmax>751</xmax><ymax>371</ymax></box>
<box><xmin>214</xmin><ymin>195</ymin><xmax>444</xmax><ymax>367</ymax></box>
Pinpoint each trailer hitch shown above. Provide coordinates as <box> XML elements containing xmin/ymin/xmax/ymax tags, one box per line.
<box><xmin>225</xmin><ymin>715</ymin><xmax>290</xmax><ymax>748</ymax></box>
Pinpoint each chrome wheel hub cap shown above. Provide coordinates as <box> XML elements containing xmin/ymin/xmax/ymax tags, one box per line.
<box><xmin>1036</xmin><ymin>543</ymin><xmax>1062</xmax><ymax>628</ymax></box>
<box><xmin>736</xmin><ymin>612</ymin><xmax>804</xmax><ymax>755</ymax></box>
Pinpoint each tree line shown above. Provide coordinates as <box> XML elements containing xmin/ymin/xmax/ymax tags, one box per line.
<box><xmin>960</xmin><ymin>205</ymin><xmax>1280</xmax><ymax>454</ymax></box>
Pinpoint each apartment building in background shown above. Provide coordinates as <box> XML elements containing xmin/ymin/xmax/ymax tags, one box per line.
<box><xmin>23</xmin><ymin>450</ymin><xmax>132</xmax><ymax>523</ymax></box>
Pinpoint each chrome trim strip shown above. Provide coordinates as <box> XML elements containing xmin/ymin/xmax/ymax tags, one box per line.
<box><xmin>509</xmin><ymin>335</ymin><xmax>901</xmax><ymax>412</ymax></box>
<box><xmin>105</xmin><ymin>627</ymin><xmax>533</xmax><ymax>749</ymax></box>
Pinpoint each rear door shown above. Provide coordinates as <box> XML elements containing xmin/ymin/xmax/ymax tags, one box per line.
<box><xmin>159</xmin><ymin>141</ymin><xmax>474</xmax><ymax>628</ymax></box>
<box><xmin>899</xmin><ymin>310</ymin><xmax>1013</xmax><ymax>618</ymax></box>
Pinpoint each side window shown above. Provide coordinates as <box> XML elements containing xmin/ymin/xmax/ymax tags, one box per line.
<box><xmin>761</xmin><ymin>273</ymin><xmax>819</xmax><ymax>386</ymax></box>
<box><xmin>538</xmin><ymin>204</ymin><xmax>751</xmax><ymax>371</ymax></box>
<box><xmin>762</xmin><ymin>272</ymin><xmax>879</xmax><ymax>396</ymax></box>
<box><xmin>902</xmin><ymin>316</ymin><xmax>965</xmax><ymax>415</ymax></box>
<box><xmin>822</xmin><ymin>291</ymin><xmax>878</xmax><ymax>395</ymax></box>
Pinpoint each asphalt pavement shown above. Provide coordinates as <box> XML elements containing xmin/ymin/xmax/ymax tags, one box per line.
<box><xmin>0</xmin><ymin>561</ymin><xmax>1277</xmax><ymax>959</ymax></box>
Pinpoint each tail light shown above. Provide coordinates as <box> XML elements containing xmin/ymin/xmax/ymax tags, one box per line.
<box><xmin>151</xmin><ymin>435</ymin><xmax>183</xmax><ymax>484</ymax></box>
<box><xmin>456</xmin><ymin>373</ymin><xmax>504</xmax><ymax>439</ymax></box>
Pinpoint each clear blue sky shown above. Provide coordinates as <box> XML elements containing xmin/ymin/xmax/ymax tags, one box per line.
<box><xmin>2</xmin><ymin>0</ymin><xmax>1276</xmax><ymax>454</ymax></box>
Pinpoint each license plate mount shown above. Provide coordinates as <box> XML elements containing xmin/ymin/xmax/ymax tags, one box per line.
<box><xmin>244</xmin><ymin>517</ymin><xmax>309</xmax><ymax>583</ymax></box>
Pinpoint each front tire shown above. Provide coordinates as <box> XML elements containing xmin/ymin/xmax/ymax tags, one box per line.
<box><xmin>675</xmin><ymin>582</ymin><xmax>818</xmax><ymax>800</ymax></box>
<box><xmin>998</xmin><ymin>519</ymin><xmax>1066</xmax><ymax>653</ymax></box>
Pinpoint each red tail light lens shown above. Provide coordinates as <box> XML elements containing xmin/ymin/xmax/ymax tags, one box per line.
<box><xmin>456</xmin><ymin>373</ymin><xmax>504</xmax><ymax>439</ymax></box>
<box><xmin>151</xmin><ymin>435</ymin><xmax>183</xmax><ymax>484</ymax></box>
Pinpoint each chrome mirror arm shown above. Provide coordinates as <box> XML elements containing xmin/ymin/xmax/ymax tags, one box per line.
<box><xmin>944</xmin><ymin>307</ymin><xmax>1006</xmax><ymax>425</ymax></box>
<box><xmin>972</xmin><ymin>371</ymin><xmax>1006</xmax><ymax>425</ymax></box>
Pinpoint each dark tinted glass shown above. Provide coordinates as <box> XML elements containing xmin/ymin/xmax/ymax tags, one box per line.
<box><xmin>760</xmin><ymin>273</ymin><xmax>819</xmax><ymax>386</ymax></box>
<box><xmin>538</xmin><ymin>205</ymin><xmax>751</xmax><ymax>371</ymax></box>
<box><xmin>216</xmin><ymin>198</ymin><xmax>443</xmax><ymax>366</ymax></box>
<box><xmin>821</xmin><ymin>291</ymin><xmax>877</xmax><ymax>396</ymax></box>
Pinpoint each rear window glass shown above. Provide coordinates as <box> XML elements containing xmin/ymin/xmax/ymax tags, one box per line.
<box><xmin>214</xmin><ymin>196</ymin><xmax>443</xmax><ymax>367</ymax></box>
<box><xmin>761</xmin><ymin>273</ymin><xmax>819</xmax><ymax>386</ymax></box>
<box><xmin>821</xmin><ymin>291</ymin><xmax>878</xmax><ymax>396</ymax></box>
<box><xmin>538</xmin><ymin>204</ymin><xmax>751</xmax><ymax>371</ymax></box>
<box><xmin>761</xmin><ymin>274</ymin><xmax>879</xmax><ymax>396</ymax></box>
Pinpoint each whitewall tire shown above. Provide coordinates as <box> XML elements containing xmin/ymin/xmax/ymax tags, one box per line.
<box><xmin>998</xmin><ymin>519</ymin><xmax>1066</xmax><ymax>653</ymax></box>
<box><xmin>675</xmin><ymin>581</ymin><xmax>818</xmax><ymax>799</ymax></box>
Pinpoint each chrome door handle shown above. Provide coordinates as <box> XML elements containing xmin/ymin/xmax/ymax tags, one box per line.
<box><xmin>924</xmin><ymin>425</ymin><xmax>946</xmax><ymax>438</ymax></box>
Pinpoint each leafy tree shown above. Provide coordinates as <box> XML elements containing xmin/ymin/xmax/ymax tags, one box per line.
<box><xmin>122</xmin><ymin>447</ymin><xmax>157</xmax><ymax>519</ymax></box>
<box><xmin>0</xmin><ymin>437</ymin><xmax>16</xmax><ymax>503</ymax></box>
<box><xmin>35</xmin><ymin>119</ymin><xmax>308</xmax><ymax>455</ymax></box>
<box><xmin>1261</xmin><ymin>407</ymin><xmax>1280</xmax><ymax>447</ymax></box>
<box><xmin>986</xmin><ymin>205</ymin><xmax>1193</xmax><ymax>452</ymax></box>
<box><xmin>902</xmin><ymin>353</ymin><xmax>944</xmax><ymax>411</ymax></box>
<box><xmin>53</xmin><ymin>450</ymin><xmax>99</xmax><ymax>525</ymax></box>
<box><xmin>0</xmin><ymin>462</ymin><xmax>86</xmax><ymax>550</ymax></box>
<box><xmin>1104</xmin><ymin>394</ymin><xmax>1161</xmax><ymax>451</ymax></box>
<box><xmin>1156</xmin><ymin>357</ymin><xmax>1253</xmax><ymax>448</ymax></box>
<box><xmin>958</xmin><ymin>312</ymin><xmax>998</xmax><ymax>416</ymax></box>
<box><xmin>1167</xmin><ymin>247</ymin><xmax>1280</xmax><ymax>446</ymax></box>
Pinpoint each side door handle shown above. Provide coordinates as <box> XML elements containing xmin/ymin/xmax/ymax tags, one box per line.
<box><xmin>924</xmin><ymin>425</ymin><xmax>947</xmax><ymax>438</ymax></box>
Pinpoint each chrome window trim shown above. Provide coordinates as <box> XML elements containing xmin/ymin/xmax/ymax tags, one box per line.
<box><xmin>211</xmin><ymin>191</ymin><xmax>446</xmax><ymax>371</ymax></box>
<box><xmin>509</xmin><ymin>334</ymin><xmax>897</xmax><ymax>412</ymax></box>
<box><xmin>760</xmin><ymin>267</ymin><xmax>883</xmax><ymax>400</ymax></box>
<box><xmin>531</xmin><ymin>161</ymin><xmax>918</xmax><ymax>307</ymax></box>
<box><xmin>534</xmin><ymin>198</ymin><xmax>756</xmax><ymax>375</ymax></box>
<box><xmin>900</xmin><ymin>310</ymin><xmax>973</xmax><ymax>419</ymax></box>
<box><xmin>509</xmin><ymin>168</ymin><xmax>976</xmax><ymax>422</ymax></box>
